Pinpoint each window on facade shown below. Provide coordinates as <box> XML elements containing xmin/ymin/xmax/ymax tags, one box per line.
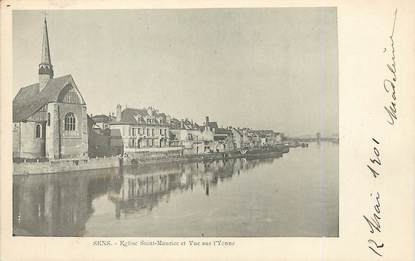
<box><xmin>160</xmin><ymin>129</ymin><xmax>163</xmax><ymax>135</ymax></box>
<box><xmin>132</xmin><ymin>128</ymin><xmax>136</xmax><ymax>136</ymax></box>
<box><xmin>47</xmin><ymin>113</ymin><xmax>51</xmax><ymax>126</ymax></box>
<box><xmin>138</xmin><ymin>128</ymin><xmax>141</xmax><ymax>135</ymax></box>
<box><xmin>146</xmin><ymin>128</ymin><xmax>149</xmax><ymax>136</ymax></box>
<box><xmin>64</xmin><ymin>113</ymin><xmax>76</xmax><ymax>131</ymax></box>
<box><xmin>63</xmin><ymin>91</ymin><xmax>80</xmax><ymax>104</ymax></box>
<box><xmin>60</xmin><ymin>87</ymin><xmax>81</xmax><ymax>104</ymax></box>
<box><xmin>164</xmin><ymin>129</ymin><xmax>167</xmax><ymax>136</ymax></box>
<box><xmin>35</xmin><ymin>124</ymin><xmax>42</xmax><ymax>138</ymax></box>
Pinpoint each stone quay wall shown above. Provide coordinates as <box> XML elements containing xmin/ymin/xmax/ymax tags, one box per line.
<box><xmin>13</xmin><ymin>156</ymin><xmax>120</xmax><ymax>175</ymax></box>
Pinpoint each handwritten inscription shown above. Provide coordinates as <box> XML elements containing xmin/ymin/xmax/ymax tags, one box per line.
<box><xmin>383</xmin><ymin>9</ymin><xmax>398</xmax><ymax>126</ymax></box>
<box><xmin>364</xmin><ymin>191</ymin><xmax>383</xmax><ymax>256</ymax></box>
<box><xmin>367</xmin><ymin>138</ymin><xmax>381</xmax><ymax>178</ymax></box>
<box><xmin>363</xmin><ymin>8</ymin><xmax>398</xmax><ymax>258</ymax></box>
<box><xmin>364</xmin><ymin>139</ymin><xmax>384</xmax><ymax>257</ymax></box>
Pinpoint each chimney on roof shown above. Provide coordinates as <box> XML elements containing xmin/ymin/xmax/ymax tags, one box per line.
<box><xmin>116</xmin><ymin>104</ymin><xmax>122</xmax><ymax>122</ymax></box>
<box><xmin>205</xmin><ymin>116</ymin><xmax>210</xmax><ymax>131</ymax></box>
<box><xmin>38</xmin><ymin>17</ymin><xmax>54</xmax><ymax>92</ymax></box>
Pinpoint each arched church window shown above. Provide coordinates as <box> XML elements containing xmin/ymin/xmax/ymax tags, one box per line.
<box><xmin>35</xmin><ymin>124</ymin><xmax>42</xmax><ymax>138</ymax></box>
<box><xmin>64</xmin><ymin>113</ymin><xmax>76</xmax><ymax>131</ymax></box>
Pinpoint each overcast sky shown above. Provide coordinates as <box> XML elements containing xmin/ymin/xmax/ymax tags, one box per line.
<box><xmin>13</xmin><ymin>8</ymin><xmax>338</xmax><ymax>137</ymax></box>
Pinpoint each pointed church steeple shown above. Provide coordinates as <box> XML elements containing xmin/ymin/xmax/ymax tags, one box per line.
<box><xmin>39</xmin><ymin>17</ymin><xmax>54</xmax><ymax>92</ymax></box>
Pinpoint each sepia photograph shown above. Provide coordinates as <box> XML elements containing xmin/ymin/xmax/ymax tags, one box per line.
<box><xmin>12</xmin><ymin>8</ymin><xmax>338</xmax><ymax>237</ymax></box>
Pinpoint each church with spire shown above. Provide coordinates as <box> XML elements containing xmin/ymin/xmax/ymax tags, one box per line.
<box><xmin>13</xmin><ymin>18</ymin><xmax>89</xmax><ymax>159</ymax></box>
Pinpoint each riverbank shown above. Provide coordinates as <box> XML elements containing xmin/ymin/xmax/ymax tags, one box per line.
<box><xmin>13</xmin><ymin>156</ymin><xmax>120</xmax><ymax>175</ymax></box>
<box><xmin>13</xmin><ymin>146</ymin><xmax>290</xmax><ymax>175</ymax></box>
<box><xmin>124</xmin><ymin>148</ymin><xmax>288</xmax><ymax>167</ymax></box>
<box><xmin>12</xmin><ymin>143</ymin><xmax>338</xmax><ymax>237</ymax></box>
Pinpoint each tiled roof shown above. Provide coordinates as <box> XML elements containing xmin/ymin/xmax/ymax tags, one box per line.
<box><xmin>214</xmin><ymin>135</ymin><xmax>227</xmax><ymax>141</ymax></box>
<box><xmin>199</xmin><ymin>121</ymin><xmax>219</xmax><ymax>132</ymax></box>
<box><xmin>91</xmin><ymin>114</ymin><xmax>111</xmax><ymax>123</ymax></box>
<box><xmin>182</xmin><ymin>119</ymin><xmax>200</xmax><ymax>130</ymax></box>
<box><xmin>13</xmin><ymin>75</ymin><xmax>83</xmax><ymax>122</ymax></box>
<box><xmin>232</xmin><ymin>128</ymin><xmax>243</xmax><ymax>136</ymax></box>
<box><xmin>169</xmin><ymin>119</ymin><xmax>181</xmax><ymax>129</ymax></box>
<box><xmin>215</xmin><ymin>128</ymin><xmax>231</xmax><ymax>135</ymax></box>
<box><xmin>110</xmin><ymin>107</ymin><xmax>167</xmax><ymax>125</ymax></box>
<box><xmin>208</xmin><ymin>122</ymin><xmax>218</xmax><ymax>129</ymax></box>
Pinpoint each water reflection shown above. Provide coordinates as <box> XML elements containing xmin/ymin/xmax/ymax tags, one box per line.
<box><xmin>13</xmin><ymin>155</ymin><xmax>280</xmax><ymax>236</ymax></box>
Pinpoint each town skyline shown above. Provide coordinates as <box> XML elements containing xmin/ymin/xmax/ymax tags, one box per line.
<box><xmin>13</xmin><ymin>9</ymin><xmax>338</xmax><ymax>137</ymax></box>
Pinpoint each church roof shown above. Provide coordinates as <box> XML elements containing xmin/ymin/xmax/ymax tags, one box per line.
<box><xmin>41</xmin><ymin>18</ymin><xmax>52</xmax><ymax>66</ymax></box>
<box><xmin>13</xmin><ymin>74</ymin><xmax>83</xmax><ymax>122</ymax></box>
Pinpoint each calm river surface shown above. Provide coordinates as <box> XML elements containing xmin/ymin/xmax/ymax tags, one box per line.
<box><xmin>13</xmin><ymin>142</ymin><xmax>338</xmax><ymax>237</ymax></box>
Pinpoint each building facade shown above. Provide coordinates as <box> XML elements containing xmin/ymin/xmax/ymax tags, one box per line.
<box><xmin>13</xmin><ymin>18</ymin><xmax>88</xmax><ymax>160</ymax></box>
<box><xmin>231</xmin><ymin>128</ymin><xmax>243</xmax><ymax>149</ymax></box>
<box><xmin>109</xmin><ymin>105</ymin><xmax>170</xmax><ymax>150</ymax></box>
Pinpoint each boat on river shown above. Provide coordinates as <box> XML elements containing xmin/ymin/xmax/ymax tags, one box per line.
<box><xmin>237</xmin><ymin>144</ymin><xmax>289</xmax><ymax>158</ymax></box>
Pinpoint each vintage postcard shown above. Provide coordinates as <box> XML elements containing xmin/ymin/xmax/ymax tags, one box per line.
<box><xmin>0</xmin><ymin>0</ymin><xmax>414</xmax><ymax>260</ymax></box>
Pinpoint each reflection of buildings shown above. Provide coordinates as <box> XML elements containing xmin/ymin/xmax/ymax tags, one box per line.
<box><xmin>13</xmin><ymin>168</ymin><xmax>119</xmax><ymax>236</ymax></box>
<box><xmin>108</xmin><ymin>165</ymin><xmax>185</xmax><ymax>217</ymax></box>
<box><xmin>109</xmin><ymin>156</ymin><xmax>280</xmax><ymax>217</ymax></box>
<box><xmin>13</xmin><ymin>156</ymin><xmax>280</xmax><ymax>236</ymax></box>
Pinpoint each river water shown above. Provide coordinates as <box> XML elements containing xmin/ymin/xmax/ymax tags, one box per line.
<box><xmin>13</xmin><ymin>142</ymin><xmax>338</xmax><ymax>237</ymax></box>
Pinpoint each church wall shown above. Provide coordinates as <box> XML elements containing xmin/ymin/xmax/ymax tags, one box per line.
<box><xmin>58</xmin><ymin>103</ymin><xmax>88</xmax><ymax>159</ymax></box>
<box><xmin>46</xmin><ymin>103</ymin><xmax>59</xmax><ymax>159</ymax></box>
<box><xmin>18</xmin><ymin>121</ymin><xmax>45</xmax><ymax>158</ymax></box>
